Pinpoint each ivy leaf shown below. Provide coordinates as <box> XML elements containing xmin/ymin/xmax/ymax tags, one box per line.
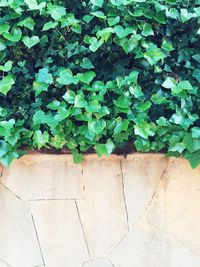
<box><xmin>72</xmin><ymin>150</ymin><xmax>83</xmax><ymax>164</ymax></box>
<box><xmin>183</xmin><ymin>133</ymin><xmax>200</xmax><ymax>153</ymax></box>
<box><xmin>114</xmin><ymin>25</ymin><xmax>133</xmax><ymax>38</ymax></box>
<box><xmin>184</xmin><ymin>150</ymin><xmax>200</xmax><ymax>169</ymax></box>
<box><xmin>74</xmin><ymin>95</ymin><xmax>87</xmax><ymax>108</ymax></box>
<box><xmin>142</xmin><ymin>23</ymin><xmax>154</xmax><ymax>37</ymax></box>
<box><xmin>62</xmin><ymin>90</ymin><xmax>75</xmax><ymax>104</ymax></box>
<box><xmin>57</xmin><ymin>69</ymin><xmax>78</xmax><ymax>85</ymax></box>
<box><xmin>47</xmin><ymin>5</ymin><xmax>66</xmax><ymax>20</ymax></box>
<box><xmin>0</xmin><ymin>76</ymin><xmax>15</xmax><ymax>95</ymax></box>
<box><xmin>3</xmin><ymin>27</ymin><xmax>22</xmax><ymax>42</ymax></box>
<box><xmin>80</xmin><ymin>58</ymin><xmax>94</xmax><ymax>69</ymax></box>
<box><xmin>0</xmin><ymin>61</ymin><xmax>13</xmax><ymax>72</ymax></box>
<box><xmin>162</xmin><ymin>77</ymin><xmax>176</xmax><ymax>89</ymax></box>
<box><xmin>114</xmin><ymin>95</ymin><xmax>130</xmax><ymax>108</ymax></box>
<box><xmin>88</xmin><ymin>119</ymin><xmax>106</xmax><ymax>134</ymax></box>
<box><xmin>42</xmin><ymin>21</ymin><xmax>58</xmax><ymax>31</ymax></box>
<box><xmin>192</xmin><ymin>127</ymin><xmax>200</xmax><ymax>138</ymax></box>
<box><xmin>33</xmin><ymin>130</ymin><xmax>49</xmax><ymax>148</ymax></box>
<box><xmin>77</xmin><ymin>71</ymin><xmax>96</xmax><ymax>84</ymax></box>
<box><xmin>144</xmin><ymin>47</ymin><xmax>165</xmax><ymax>65</ymax></box>
<box><xmin>37</xmin><ymin>68</ymin><xmax>53</xmax><ymax>84</ymax></box>
<box><xmin>90</xmin><ymin>0</ymin><xmax>104</xmax><ymax>7</ymax></box>
<box><xmin>95</xmin><ymin>140</ymin><xmax>115</xmax><ymax>156</ymax></box>
<box><xmin>22</xmin><ymin>36</ymin><xmax>40</xmax><ymax>49</ymax></box>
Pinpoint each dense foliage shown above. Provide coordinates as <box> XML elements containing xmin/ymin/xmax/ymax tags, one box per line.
<box><xmin>0</xmin><ymin>0</ymin><xmax>200</xmax><ymax>167</ymax></box>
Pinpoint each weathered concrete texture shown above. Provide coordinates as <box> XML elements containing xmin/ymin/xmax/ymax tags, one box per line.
<box><xmin>30</xmin><ymin>200</ymin><xmax>89</xmax><ymax>267</ymax></box>
<box><xmin>145</xmin><ymin>157</ymin><xmax>200</xmax><ymax>258</ymax></box>
<box><xmin>77</xmin><ymin>157</ymin><xmax>128</xmax><ymax>258</ymax></box>
<box><xmin>0</xmin><ymin>184</ymin><xmax>43</xmax><ymax>267</ymax></box>
<box><xmin>121</xmin><ymin>154</ymin><xmax>168</xmax><ymax>226</ymax></box>
<box><xmin>0</xmin><ymin>154</ymin><xmax>200</xmax><ymax>267</ymax></box>
<box><xmin>109</xmin><ymin>221</ymin><xmax>200</xmax><ymax>267</ymax></box>
<box><xmin>0</xmin><ymin>154</ymin><xmax>84</xmax><ymax>200</ymax></box>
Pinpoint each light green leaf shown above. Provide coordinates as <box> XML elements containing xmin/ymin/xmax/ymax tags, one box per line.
<box><xmin>90</xmin><ymin>0</ymin><xmax>104</xmax><ymax>7</ymax></box>
<box><xmin>0</xmin><ymin>76</ymin><xmax>15</xmax><ymax>95</ymax></box>
<box><xmin>0</xmin><ymin>61</ymin><xmax>13</xmax><ymax>72</ymax></box>
<box><xmin>88</xmin><ymin>119</ymin><xmax>106</xmax><ymax>134</ymax></box>
<box><xmin>3</xmin><ymin>27</ymin><xmax>22</xmax><ymax>42</ymax></box>
<box><xmin>22</xmin><ymin>36</ymin><xmax>40</xmax><ymax>49</ymax></box>
<box><xmin>77</xmin><ymin>71</ymin><xmax>96</xmax><ymax>84</ymax></box>
<box><xmin>57</xmin><ymin>69</ymin><xmax>79</xmax><ymax>85</ymax></box>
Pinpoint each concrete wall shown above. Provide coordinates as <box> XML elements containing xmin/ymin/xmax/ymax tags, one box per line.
<box><xmin>0</xmin><ymin>153</ymin><xmax>200</xmax><ymax>267</ymax></box>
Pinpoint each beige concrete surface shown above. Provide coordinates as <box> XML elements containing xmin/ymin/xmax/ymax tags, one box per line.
<box><xmin>0</xmin><ymin>153</ymin><xmax>200</xmax><ymax>267</ymax></box>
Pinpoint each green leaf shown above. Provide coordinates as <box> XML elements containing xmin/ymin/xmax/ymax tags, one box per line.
<box><xmin>162</xmin><ymin>77</ymin><xmax>176</xmax><ymax>89</ymax></box>
<box><xmin>74</xmin><ymin>95</ymin><xmax>87</xmax><ymax>108</ymax></box>
<box><xmin>72</xmin><ymin>151</ymin><xmax>83</xmax><ymax>164</ymax></box>
<box><xmin>62</xmin><ymin>90</ymin><xmax>75</xmax><ymax>104</ymax></box>
<box><xmin>80</xmin><ymin>58</ymin><xmax>94</xmax><ymax>69</ymax></box>
<box><xmin>57</xmin><ymin>69</ymin><xmax>78</xmax><ymax>85</ymax></box>
<box><xmin>144</xmin><ymin>47</ymin><xmax>165</xmax><ymax>65</ymax></box>
<box><xmin>90</xmin><ymin>0</ymin><xmax>104</xmax><ymax>7</ymax></box>
<box><xmin>47</xmin><ymin>5</ymin><xmax>66</xmax><ymax>20</ymax></box>
<box><xmin>142</xmin><ymin>23</ymin><xmax>154</xmax><ymax>37</ymax></box>
<box><xmin>0</xmin><ymin>76</ymin><xmax>15</xmax><ymax>95</ymax></box>
<box><xmin>114</xmin><ymin>95</ymin><xmax>130</xmax><ymax>108</ymax></box>
<box><xmin>95</xmin><ymin>140</ymin><xmax>115</xmax><ymax>156</ymax></box>
<box><xmin>77</xmin><ymin>71</ymin><xmax>96</xmax><ymax>84</ymax></box>
<box><xmin>3</xmin><ymin>27</ymin><xmax>22</xmax><ymax>42</ymax></box>
<box><xmin>42</xmin><ymin>21</ymin><xmax>58</xmax><ymax>31</ymax></box>
<box><xmin>33</xmin><ymin>130</ymin><xmax>49</xmax><ymax>148</ymax></box>
<box><xmin>114</xmin><ymin>25</ymin><xmax>133</xmax><ymax>38</ymax></box>
<box><xmin>192</xmin><ymin>127</ymin><xmax>200</xmax><ymax>138</ymax></box>
<box><xmin>91</xmin><ymin>11</ymin><xmax>106</xmax><ymax>19</ymax></box>
<box><xmin>22</xmin><ymin>36</ymin><xmax>40</xmax><ymax>49</ymax></box>
<box><xmin>184</xmin><ymin>150</ymin><xmax>200</xmax><ymax>169</ymax></box>
<box><xmin>88</xmin><ymin>119</ymin><xmax>106</xmax><ymax>135</ymax></box>
<box><xmin>183</xmin><ymin>133</ymin><xmax>200</xmax><ymax>153</ymax></box>
<box><xmin>0</xmin><ymin>61</ymin><xmax>13</xmax><ymax>72</ymax></box>
<box><xmin>134</xmin><ymin>122</ymin><xmax>156</xmax><ymax>139</ymax></box>
<box><xmin>37</xmin><ymin>68</ymin><xmax>53</xmax><ymax>84</ymax></box>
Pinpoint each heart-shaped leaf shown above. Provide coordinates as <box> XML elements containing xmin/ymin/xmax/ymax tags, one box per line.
<box><xmin>22</xmin><ymin>36</ymin><xmax>40</xmax><ymax>49</ymax></box>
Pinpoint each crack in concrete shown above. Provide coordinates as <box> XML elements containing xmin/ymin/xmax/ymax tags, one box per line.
<box><xmin>0</xmin><ymin>165</ymin><xmax>4</xmax><ymax>178</ymax></box>
<box><xmin>31</xmin><ymin>214</ymin><xmax>46</xmax><ymax>267</ymax></box>
<box><xmin>29</xmin><ymin>198</ymin><xmax>79</xmax><ymax>201</ymax></box>
<box><xmin>0</xmin><ymin>181</ymin><xmax>22</xmax><ymax>200</ymax></box>
<box><xmin>75</xmin><ymin>200</ymin><xmax>91</xmax><ymax>258</ymax></box>
<box><xmin>119</xmin><ymin>160</ymin><xmax>130</xmax><ymax>231</ymax></box>
<box><xmin>0</xmin><ymin>258</ymin><xmax>12</xmax><ymax>267</ymax></box>
<box><xmin>144</xmin><ymin>158</ymin><xmax>170</xmax><ymax>214</ymax></box>
<box><xmin>107</xmin><ymin>231</ymin><xmax>128</xmax><ymax>257</ymax></box>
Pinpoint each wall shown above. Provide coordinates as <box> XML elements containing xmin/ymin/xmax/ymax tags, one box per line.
<box><xmin>0</xmin><ymin>153</ymin><xmax>200</xmax><ymax>267</ymax></box>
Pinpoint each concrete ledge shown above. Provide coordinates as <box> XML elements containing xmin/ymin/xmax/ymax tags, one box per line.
<box><xmin>0</xmin><ymin>153</ymin><xmax>200</xmax><ymax>267</ymax></box>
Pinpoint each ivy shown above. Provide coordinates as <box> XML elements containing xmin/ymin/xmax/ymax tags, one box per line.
<box><xmin>0</xmin><ymin>0</ymin><xmax>200</xmax><ymax>168</ymax></box>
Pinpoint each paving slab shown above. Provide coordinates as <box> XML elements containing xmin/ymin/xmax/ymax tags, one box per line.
<box><xmin>121</xmin><ymin>154</ymin><xmax>167</xmax><ymax>226</ymax></box>
<box><xmin>1</xmin><ymin>154</ymin><xmax>83</xmax><ymax>200</ymax></box>
<box><xmin>0</xmin><ymin>184</ymin><xmax>43</xmax><ymax>267</ymax></box>
<box><xmin>145</xmin><ymin>158</ymin><xmax>200</xmax><ymax>257</ymax></box>
<box><xmin>110</xmin><ymin>221</ymin><xmax>200</xmax><ymax>267</ymax></box>
<box><xmin>30</xmin><ymin>200</ymin><xmax>89</xmax><ymax>267</ymax></box>
<box><xmin>77</xmin><ymin>157</ymin><xmax>128</xmax><ymax>258</ymax></box>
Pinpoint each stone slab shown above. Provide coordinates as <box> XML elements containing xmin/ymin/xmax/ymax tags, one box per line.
<box><xmin>110</xmin><ymin>221</ymin><xmax>200</xmax><ymax>267</ymax></box>
<box><xmin>145</xmin><ymin>158</ymin><xmax>200</xmax><ymax>257</ymax></box>
<box><xmin>121</xmin><ymin>154</ymin><xmax>167</xmax><ymax>226</ymax></box>
<box><xmin>77</xmin><ymin>157</ymin><xmax>128</xmax><ymax>258</ymax></box>
<box><xmin>1</xmin><ymin>154</ymin><xmax>84</xmax><ymax>200</ymax></box>
<box><xmin>30</xmin><ymin>200</ymin><xmax>89</xmax><ymax>267</ymax></box>
<box><xmin>0</xmin><ymin>184</ymin><xmax>43</xmax><ymax>267</ymax></box>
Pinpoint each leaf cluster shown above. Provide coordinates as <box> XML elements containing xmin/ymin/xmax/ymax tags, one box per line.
<box><xmin>0</xmin><ymin>0</ymin><xmax>200</xmax><ymax>167</ymax></box>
